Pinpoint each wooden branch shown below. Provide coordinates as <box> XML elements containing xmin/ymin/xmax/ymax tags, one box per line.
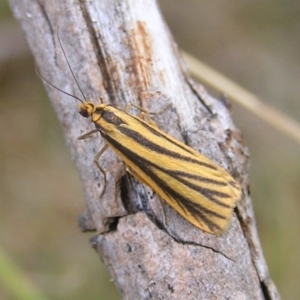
<box><xmin>9</xmin><ymin>0</ymin><xmax>280</xmax><ymax>299</ymax></box>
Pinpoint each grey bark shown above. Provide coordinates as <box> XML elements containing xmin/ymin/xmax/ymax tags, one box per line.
<box><xmin>9</xmin><ymin>0</ymin><xmax>280</xmax><ymax>299</ymax></box>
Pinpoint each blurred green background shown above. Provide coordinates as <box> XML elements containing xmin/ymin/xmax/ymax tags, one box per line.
<box><xmin>1</xmin><ymin>0</ymin><xmax>300</xmax><ymax>299</ymax></box>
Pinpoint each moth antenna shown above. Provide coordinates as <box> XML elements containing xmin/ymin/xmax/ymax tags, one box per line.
<box><xmin>57</xmin><ymin>27</ymin><xmax>87</xmax><ymax>102</ymax></box>
<box><xmin>35</xmin><ymin>67</ymin><xmax>84</xmax><ymax>104</ymax></box>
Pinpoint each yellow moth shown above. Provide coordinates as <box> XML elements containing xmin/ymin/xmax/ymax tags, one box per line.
<box><xmin>39</xmin><ymin>36</ymin><xmax>241</xmax><ymax>235</ymax></box>
<box><xmin>78</xmin><ymin>102</ymin><xmax>241</xmax><ymax>235</ymax></box>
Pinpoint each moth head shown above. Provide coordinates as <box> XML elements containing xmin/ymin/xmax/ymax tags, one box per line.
<box><xmin>79</xmin><ymin>102</ymin><xmax>95</xmax><ymax>118</ymax></box>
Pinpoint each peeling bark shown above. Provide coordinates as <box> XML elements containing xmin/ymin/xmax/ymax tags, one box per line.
<box><xmin>9</xmin><ymin>0</ymin><xmax>280</xmax><ymax>299</ymax></box>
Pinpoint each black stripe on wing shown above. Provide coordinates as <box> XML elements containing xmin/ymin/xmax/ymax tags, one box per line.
<box><xmin>117</xmin><ymin>127</ymin><xmax>233</xmax><ymax>206</ymax></box>
<box><xmin>119</xmin><ymin>127</ymin><xmax>218</xmax><ymax>170</ymax></box>
<box><xmin>104</xmin><ymin>132</ymin><xmax>231</xmax><ymax>232</ymax></box>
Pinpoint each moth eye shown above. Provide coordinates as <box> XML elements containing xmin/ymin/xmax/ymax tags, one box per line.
<box><xmin>79</xmin><ymin>109</ymin><xmax>89</xmax><ymax>118</ymax></box>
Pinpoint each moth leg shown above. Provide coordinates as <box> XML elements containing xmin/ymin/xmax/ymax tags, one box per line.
<box><xmin>124</xmin><ymin>103</ymin><xmax>150</xmax><ymax>117</ymax></box>
<box><xmin>93</xmin><ymin>143</ymin><xmax>110</xmax><ymax>197</ymax></box>
<box><xmin>138</xmin><ymin>112</ymin><xmax>159</xmax><ymax>128</ymax></box>
<box><xmin>77</xmin><ymin>129</ymin><xmax>100</xmax><ymax>140</ymax></box>
<box><xmin>124</xmin><ymin>103</ymin><xmax>146</xmax><ymax>114</ymax></box>
<box><xmin>125</xmin><ymin>102</ymin><xmax>170</xmax><ymax>116</ymax></box>
<box><xmin>77</xmin><ymin>130</ymin><xmax>109</xmax><ymax>197</ymax></box>
<box><xmin>124</xmin><ymin>103</ymin><xmax>159</xmax><ymax>128</ymax></box>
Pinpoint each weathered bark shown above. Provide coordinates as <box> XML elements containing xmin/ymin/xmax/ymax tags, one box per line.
<box><xmin>9</xmin><ymin>0</ymin><xmax>280</xmax><ymax>299</ymax></box>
